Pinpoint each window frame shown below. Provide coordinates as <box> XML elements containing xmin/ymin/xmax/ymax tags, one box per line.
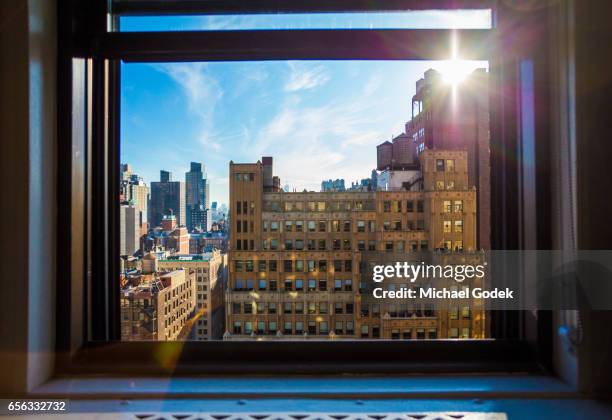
<box><xmin>56</xmin><ymin>0</ymin><xmax>553</xmax><ymax>376</ymax></box>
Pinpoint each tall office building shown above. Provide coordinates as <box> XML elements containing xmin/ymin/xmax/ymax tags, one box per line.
<box><xmin>185</xmin><ymin>162</ymin><xmax>210</xmax><ymax>232</ymax></box>
<box><xmin>405</xmin><ymin>68</ymin><xmax>491</xmax><ymax>249</ymax></box>
<box><xmin>119</xmin><ymin>164</ymin><xmax>149</xmax><ymax>253</ymax></box>
<box><xmin>150</xmin><ymin>170</ymin><xmax>186</xmax><ymax>228</ymax></box>
<box><xmin>225</xmin><ymin>153</ymin><xmax>485</xmax><ymax>340</ymax></box>
<box><xmin>120</xmin><ymin>204</ymin><xmax>140</xmax><ymax>256</ymax></box>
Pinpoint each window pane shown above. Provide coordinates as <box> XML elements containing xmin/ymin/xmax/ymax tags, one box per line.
<box><xmin>120</xmin><ymin>56</ymin><xmax>490</xmax><ymax>342</ymax></box>
<box><xmin>120</xmin><ymin>11</ymin><xmax>492</xmax><ymax>32</ymax></box>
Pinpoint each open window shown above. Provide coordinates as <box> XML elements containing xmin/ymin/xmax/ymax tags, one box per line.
<box><xmin>57</xmin><ymin>0</ymin><xmax>555</xmax><ymax>375</ymax></box>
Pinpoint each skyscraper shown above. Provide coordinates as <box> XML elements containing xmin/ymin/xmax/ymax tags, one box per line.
<box><xmin>185</xmin><ymin>161</ymin><xmax>210</xmax><ymax>232</ymax></box>
<box><xmin>119</xmin><ymin>164</ymin><xmax>149</xmax><ymax>253</ymax></box>
<box><xmin>120</xmin><ymin>204</ymin><xmax>140</xmax><ymax>256</ymax></box>
<box><xmin>150</xmin><ymin>170</ymin><xmax>186</xmax><ymax>228</ymax></box>
<box><xmin>405</xmin><ymin>68</ymin><xmax>490</xmax><ymax>249</ymax></box>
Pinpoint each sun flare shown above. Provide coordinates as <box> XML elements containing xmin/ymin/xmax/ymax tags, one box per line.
<box><xmin>437</xmin><ymin>59</ymin><xmax>478</xmax><ymax>87</ymax></box>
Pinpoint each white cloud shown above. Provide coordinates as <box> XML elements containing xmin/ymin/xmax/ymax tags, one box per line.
<box><xmin>250</xmin><ymin>93</ymin><xmax>386</xmax><ymax>191</ymax></box>
<box><xmin>284</xmin><ymin>62</ymin><xmax>330</xmax><ymax>92</ymax></box>
<box><xmin>153</xmin><ymin>62</ymin><xmax>223</xmax><ymax>120</ymax></box>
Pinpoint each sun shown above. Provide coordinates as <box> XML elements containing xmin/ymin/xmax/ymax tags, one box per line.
<box><xmin>437</xmin><ymin>59</ymin><xmax>478</xmax><ymax>87</ymax></box>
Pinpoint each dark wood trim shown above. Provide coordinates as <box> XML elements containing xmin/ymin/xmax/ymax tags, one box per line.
<box><xmin>93</xmin><ymin>29</ymin><xmax>492</xmax><ymax>62</ymax></box>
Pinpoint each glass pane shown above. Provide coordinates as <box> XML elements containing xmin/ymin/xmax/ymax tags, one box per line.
<box><xmin>119</xmin><ymin>10</ymin><xmax>491</xmax><ymax>32</ymax></box>
<box><xmin>119</xmin><ymin>22</ymin><xmax>491</xmax><ymax>342</ymax></box>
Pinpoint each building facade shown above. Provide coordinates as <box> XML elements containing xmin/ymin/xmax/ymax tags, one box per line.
<box><xmin>120</xmin><ymin>204</ymin><xmax>140</xmax><ymax>256</ymax></box>
<box><xmin>185</xmin><ymin>161</ymin><xmax>211</xmax><ymax>232</ymax></box>
<box><xmin>120</xmin><ymin>269</ymin><xmax>196</xmax><ymax>341</ymax></box>
<box><xmin>156</xmin><ymin>251</ymin><xmax>227</xmax><ymax>340</ymax></box>
<box><xmin>225</xmin><ymin>152</ymin><xmax>486</xmax><ymax>340</ymax></box>
<box><xmin>150</xmin><ymin>170</ymin><xmax>186</xmax><ymax>228</ymax></box>
<box><xmin>406</xmin><ymin>68</ymin><xmax>491</xmax><ymax>249</ymax></box>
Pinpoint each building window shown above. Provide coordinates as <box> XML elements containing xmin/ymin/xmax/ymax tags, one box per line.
<box><xmin>383</xmin><ymin>201</ymin><xmax>391</xmax><ymax>212</ymax></box>
<box><xmin>269</xmin><ymin>260</ymin><xmax>277</xmax><ymax>272</ymax></box>
<box><xmin>443</xmin><ymin>200</ymin><xmax>452</xmax><ymax>213</ymax></box>
<box><xmin>446</xmin><ymin>159</ymin><xmax>455</xmax><ymax>172</ymax></box>
<box><xmin>295</xmin><ymin>279</ymin><xmax>304</xmax><ymax>291</ymax></box>
<box><xmin>454</xmin><ymin>200</ymin><xmax>463</xmax><ymax>212</ymax></box>
<box><xmin>283</xmin><ymin>302</ymin><xmax>292</xmax><ymax>314</ymax></box>
<box><xmin>417</xmin><ymin>200</ymin><xmax>424</xmax><ymax>212</ymax></box>
<box><xmin>295</xmin><ymin>322</ymin><xmax>304</xmax><ymax>335</ymax></box>
<box><xmin>454</xmin><ymin>220</ymin><xmax>463</xmax><ymax>233</ymax></box>
<box><xmin>357</xmin><ymin>220</ymin><xmax>365</xmax><ymax>232</ymax></box>
<box><xmin>436</xmin><ymin>180</ymin><xmax>445</xmax><ymax>190</ymax></box>
<box><xmin>258</xmin><ymin>279</ymin><xmax>267</xmax><ymax>291</ymax></box>
<box><xmin>343</xmin><ymin>220</ymin><xmax>351</xmax><ymax>232</ymax></box>
<box><xmin>318</xmin><ymin>220</ymin><xmax>327</xmax><ymax>232</ymax></box>
<box><xmin>436</xmin><ymin>159</ymin><xmax>445</xmax><ymax>171</ymax></box>
<box><xmin>443</xmin><ymin>220</ymin><xmax>452</xmax><ymax>233</ymax></box>
<box><xmin>319</xmin><ymin>279</ymin><xmax>327</xmax><ymax>291</ymax></box>
<box><xmin>446</xmin><ymin>180</ymin><xmax>455</xmax><ymax>190</ymax></box>
<box><xmin>308</xmin><ymin>220</ymin><xmax>316</xmax><ymax>232</ymax></box>
<box><xmin>361</xmin><ymin>325</ymin><xmax>369</xmax><ymax>338</ymax></box>
<box><xmin>285</xmin><ymin>220</ymin><xmax>293</xmax><ymax>231</ymax></box>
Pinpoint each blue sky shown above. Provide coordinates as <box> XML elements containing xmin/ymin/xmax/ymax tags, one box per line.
<box><xmin>120</xmin><ymin>12</ymin><xmax>490</xmax><ymax>206</ymax></box>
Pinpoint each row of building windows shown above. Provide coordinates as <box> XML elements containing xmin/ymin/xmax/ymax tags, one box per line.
<box><xmin>435</xmin><ymin>159</ymin><xmax>456</xmax><ymax>172</ymax></box>
<box><xmin>267</xmin><ymin>200</ymin><xmax>377</xmax><ymax>213</ymax></box>
<box><xmin>234</xmin><ymin>173</ymin><xmax>255</xmax><ymax>182</ymax></box>
<box><xmin>232</xmin><ymin>301</ymin><xmax>355</xmax><ymax>315</ymax></box>
<box><xmin>258</xmin><ymin>238</ymin><xmax>431</xmax><ymax>252</ymax></box>
<box><xmin>443</xmin><ymin>220</ymin><xmax>464</xmax><ymax>233</ymax></box>
<box><xmin>235</xmin><ymin>200</ymin><xmax>255</xmax><ymax>215</ymax></box>
<box><xmin>234</xmin><ymin>259</ymin><xmax>353</xmax><ymax>273</ymax></box>
<box><xmin>264</xmin><ymin>200</ymin><xmax>429</xmax><ymax>213</ymax></box>
<box><xmin>232</xmin><ymin>320</ymin><xmax>356</xmax><ymax>335</ymax></box>
<box><xmin>382</xmin><ymin>200</ymin><xmax>425</xmax><ymax>213</ymax></box>
<box><xmin>435</xmin><ymin>180</ymin><xmax>456</xmax><ymax>190</ymax></box>
<box><xmin>233</xmin><ymin>278</ymin><xmax>353</xmax><ymax>292</ymax></box>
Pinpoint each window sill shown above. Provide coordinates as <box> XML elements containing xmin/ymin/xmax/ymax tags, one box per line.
<box><xmin>31</xmin><ymin>375</ymin><xmax>574</xmax><ymax>399</ymax></box>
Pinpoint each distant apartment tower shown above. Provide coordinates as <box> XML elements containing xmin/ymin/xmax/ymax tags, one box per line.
<box><xmin>120</xmin><ymin>269</ymin><xmax>196</xmax><ymax>341</ymax></box>
<box><xmin>405</xmin><ymin>68</ymin><xmax>491</xmax><ymax>249</ymax></box>
<box><xmin>150</xmin><ymin>170</ymin><xmax>186</xmax><ymax>228</ymax></box>
<box><xmin>119</xmin><ymin>163</ymin><xmax>149</xmax><ymax>236</ymax></box>
<box><xmin>185</xmin><ymin>162</ymin><xmax>210</xmax><ymax>232</ymax></box>
<box><xmin>225</xmin><ymin>152</ymin><xmax>485</xmax><ymax>340</ymax></box>
<box><xmin>156</xmin><ymin>250</ymin><xmax>227</xmax><ymax>340</ymax></box>
<box><xmin>120</xmin><ymin>204</ymin><xmax>140</xmax><ymax>256</ymax></box>
<box><xmin>321</xmin><ymin>179</ymin><xmax>346</xmax><ymax>192</ymax></box>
